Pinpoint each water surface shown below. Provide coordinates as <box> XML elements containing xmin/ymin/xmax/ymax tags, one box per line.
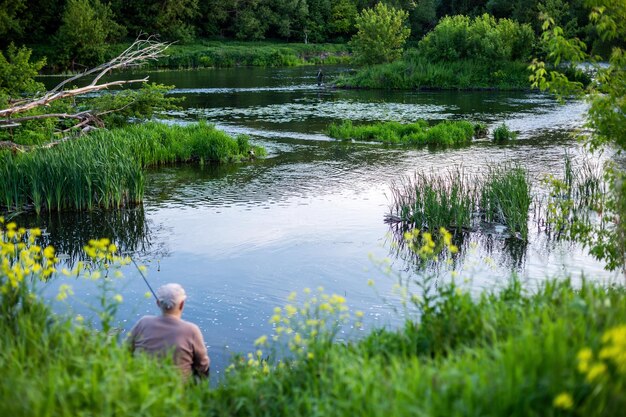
<box><xmin>28</xmin><ymin>66</ymin><xmax>620</xmax><ymax>377</ymax></box>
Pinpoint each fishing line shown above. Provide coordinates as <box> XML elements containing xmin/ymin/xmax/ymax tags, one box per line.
<box><xmin>104</xmin><ymin>214</ymin><xmax>158</xmax><ymax>301</ymax></box>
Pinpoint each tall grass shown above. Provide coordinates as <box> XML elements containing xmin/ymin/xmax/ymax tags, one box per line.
<box><xmin>482</xmin><ymin>165</ymin><xmax>531</xmax><ymax>239</ymax></box>
<box><xmin>327</xmin><ymin>120</ymin><xmax>476</xmax><ymax>146</ymax></box>
<box><xmin>539</xmin><ymin>153</ymin><xmax>606</xmax><ymax>239</ymax></box>
<box><xmin>0</xmin><ymin>122</ymin><xmax>265</xmax><ymax>213</ymax></box>
<box><xmin>388</xmin><ymin>168</ymin><xmax>477</xmax><ymax>231</ymax></box>
<box><xmin>388</xmin><ymin>164</ymin><xmax>532</xmax><ymax>238</ymax></box>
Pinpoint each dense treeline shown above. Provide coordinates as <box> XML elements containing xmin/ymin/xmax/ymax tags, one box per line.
<box><xmin>0</xmin><ymin>1</ymin><xmax>604</xmax><ymax>68</ymax></box>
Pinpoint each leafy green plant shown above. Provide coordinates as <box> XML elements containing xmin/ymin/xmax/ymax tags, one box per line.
<box><xmin>529</xmin><ymin>1</ymin><xmax>626</xmax><ymax>273</ymax></box>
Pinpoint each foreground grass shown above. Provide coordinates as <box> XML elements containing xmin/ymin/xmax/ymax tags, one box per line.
<box><xmin>327</xmin><ymin>120</ymin><xmax>477</xmax><ymax>146</ymax></box>
<box><xmin>337</xmin><ymin>54</ymin><xmax>531</xmax><ymax>90</ymax></box>
<box><xmin>0</xmin><ymin>122</ymin><xmax>265</xmax><ymax>213</ymax></box>
<box><xmin>1</xmin><ymin>223</ymin><xmax>625</xmax><ymax>416</ymax></box>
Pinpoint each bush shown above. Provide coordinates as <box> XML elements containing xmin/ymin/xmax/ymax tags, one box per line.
<box><xmin>418</xmin><ymin>14</ymin><xmax>535</xmax><ymax>63</ymax></box>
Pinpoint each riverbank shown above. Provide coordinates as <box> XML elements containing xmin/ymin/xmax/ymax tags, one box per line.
<box><xmin>336</xmin><ymin>54</ymin><xmax>532</xmax><ymax>90</ymax></box>
<box><xmin>34</xmin><ymin>41</ymin><xmax>352</xmax><ymax>72</ymax></box>
<box><xmin>0</xmin><ymin>122</ymin><xmax>265</xmax><ymax>213</ymax></box>
<box><xmin>1</xmin><ymin>224</ymin><xmax>624</xmax><ymax>416</ymax></box>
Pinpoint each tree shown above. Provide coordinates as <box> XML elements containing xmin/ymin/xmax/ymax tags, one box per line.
<box><xmin>350</xmin><ymin>2</ymin><xmax>411</xmax><ymax>65</ymax></box>
<box><xmin>529</xmin><ymin>0</ymin><xmax>626</xmax><ymax>273</ymax></box>
<box><xmin>56</xmin><ymin>0</ymin><xmax>126</xmax><ymax>70</ymax></box>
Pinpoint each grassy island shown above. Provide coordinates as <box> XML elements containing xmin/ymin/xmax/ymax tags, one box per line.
<box><xmin>0</xmin><ymin>122</ymin><xmax>265</xmax><ymax>213</ymax></box>
<box><xmin>327</xmin><ymin>120</ymin><xmax>479</xmax><ymax>146</ymax></box>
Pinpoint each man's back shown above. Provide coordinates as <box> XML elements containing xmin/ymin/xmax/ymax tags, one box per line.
<box><xmin>129</xmin><ymin>315</ymin><xmax>210</xmax><ymax>379</ymax></box>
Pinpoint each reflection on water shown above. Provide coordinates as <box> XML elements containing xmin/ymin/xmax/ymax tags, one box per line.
<box><xmin>13</xmin><ymin>207</ymin><xmax>166</xmax><ymax>266</ymax></box>
<box><xmin>28</xmin><ymin>66</ymin><xmax>622</xmax><ymax>379</ymax></box>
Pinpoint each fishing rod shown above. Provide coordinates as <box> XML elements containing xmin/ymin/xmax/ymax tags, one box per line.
<box><xmin>104</xmin><ymin>214</ymin><xmax>158</xmax><ymax>301</ymax></box>
<box><xmin>131</xmin><ymin>256</ymin><xmax>158</xmax><ymax>300</ymax></box>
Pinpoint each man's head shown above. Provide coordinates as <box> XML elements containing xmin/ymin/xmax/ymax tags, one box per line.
<box><xmin>156</xmin><ymin>283</ymin><xmax>187</xmax><ymax>316</ymax></box>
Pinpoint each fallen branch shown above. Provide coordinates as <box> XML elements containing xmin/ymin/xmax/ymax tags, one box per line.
<box><xmin>0</xmin><ymin>36</ymin><xmax>170</xmax><ymax>119</ymax></box>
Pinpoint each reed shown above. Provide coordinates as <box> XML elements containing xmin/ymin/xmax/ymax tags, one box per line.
<box><xmin>388</xmin><ymin>164</ymin><xmax>532</xmax><ymax>238</ymax></box>
<box><xmin>327</xmin><ymin>120</ymin><xmax>476</xmax><ymax>146</ymax></box>
<box><xmin>0</xmin><ymin>122</ymin><xmax>265</xmax><ymax>213</ymax></box>
<box><xmin>481</xmin><ymin>165</ymin><xmax>531</xmax><ymax>239</ymax></box>
<box><xmin>388</xmin><ymin>168</ymin><xmax>477</xmax><ymax>231</ymax></box>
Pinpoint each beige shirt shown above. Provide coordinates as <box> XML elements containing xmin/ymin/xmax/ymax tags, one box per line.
<box><xmin>129</xmin><ymin>315</ymin><xmax>210</xmax><ymax>379</ymax></box>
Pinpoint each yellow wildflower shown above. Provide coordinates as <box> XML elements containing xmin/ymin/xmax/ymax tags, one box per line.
<box><xmin>553</xmin><ymin>392</ymin><xmax>573</xmax><ymax>410</ymax></box>
<box><xmin>254</xmin><ymin>335</ymin><xmax>268</xmax><ymax>346</ymax></box>
<box><xmin>586</xmin><ymin>362</ymin><xmax>607</xmax><ymax>382</ymax></box>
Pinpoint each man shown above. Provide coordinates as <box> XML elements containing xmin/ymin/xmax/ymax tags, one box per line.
<box><xmin>128</xmin><ymin>283</ymin><xmax>210</xmax><ymax>380</ymax></box>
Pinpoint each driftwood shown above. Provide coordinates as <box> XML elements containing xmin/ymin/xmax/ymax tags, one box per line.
<box><xmin>0</xmin><ymin>37</ymin><xmax>171</xmax><ymax>143</ymax></box>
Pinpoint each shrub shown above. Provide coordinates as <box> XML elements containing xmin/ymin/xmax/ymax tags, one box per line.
<box><xmin>418</xmin><ymin>14</ymin><xmax>535</xmax><ymax>63</ymax></box>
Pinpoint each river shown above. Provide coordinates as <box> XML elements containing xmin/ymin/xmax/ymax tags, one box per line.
<box><xmin>27</xmin><ymin>66</ymin><xmax>619</xmax><ymax>378</ymax></box>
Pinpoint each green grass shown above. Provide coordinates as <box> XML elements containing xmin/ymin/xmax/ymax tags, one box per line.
<box><xmin>327</xmin><ymin>120</ymin><xmax>477</xmax><ymax>146</ymax></box>
<box><xmin>388</xmin><ymin>168</ymin><xmax>477</xmax><ymax>231</ymax></box>
<box><xmin>481</xmin><ymin>165</ymin><xmax>531</xmax><ymax>239</ymax></box>
<box><xmin>493</xmin><ymin>123</ymin><xmax>518</xmax><ymax>142</ymax></box>
<box><xmin>337</xmin><ymin>52</ymin><xmax>532</xmax><ymax>90</ymax></box>
<box><xmin>388</xmin><ymin>165</ymin><xmax>532</xmax><ymax>238</ymax></box>
<box><xmin>0</xmin><ymin>122</ymin><xmax>265</xmax><ymax>213</ymax></box>
<box><xmin>2</xmin><ymin>271</ymin><xmax>625</xmax><ymax>416</ymax></box>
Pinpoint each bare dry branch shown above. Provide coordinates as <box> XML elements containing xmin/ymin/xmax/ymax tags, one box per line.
<box><xmin>0</xmin><ymin>36</ymin><xmax>169</xmax><ymax>119</ymax></box>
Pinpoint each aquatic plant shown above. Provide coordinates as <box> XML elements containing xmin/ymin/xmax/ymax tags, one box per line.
<box><xmin>481</xmin><ymin>165</ymin><xmax>531</xmax><ymax>239</ymax></box>
<box><xmin>0</xmin><ymin>122</ymin><xmax>265</xmax><ymax>213</ymax></box>
<box><xmin>387</xmin><ymin>168</ymin><xmax>477</xmax><ymax>232</ymax></box>
<box><xmin>327</xmin><ymin>119</ymin><xmax>476</xmax><ymax>146</ymax></box>
<box><xmin>388</xmin><ymin>164</ymin><xmax>531</xmax><ymax>239</ymax></box>
<box><xmin>492</xmin><ymin>122</ymin><xmax>517</xmax><ymax>142</ymax></box>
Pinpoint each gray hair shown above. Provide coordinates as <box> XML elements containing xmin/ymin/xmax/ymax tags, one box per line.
<box><xmin>156</xmin><ymin>283</ymin><xmax>187</xmax><ymax>311</ymax></box>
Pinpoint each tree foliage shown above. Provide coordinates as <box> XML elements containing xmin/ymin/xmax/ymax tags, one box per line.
<box><xmin>350</xmin><ymin>2</ymin><xmax>410</xmax><ymax>65</ymax></box>
<box><xmin>0</xmin><ymin>44</ymin><xmax>46</xmax><ymax>101</ymax></box>
<box><xmin>529</xmin><ymin>0</ymin><xmax>626</xmax><ymax>273</ymax></box>
<box><xmin>56</xmin><ymin>0</ymin><xmax>125</xmax><ymax>69</ymax></box>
